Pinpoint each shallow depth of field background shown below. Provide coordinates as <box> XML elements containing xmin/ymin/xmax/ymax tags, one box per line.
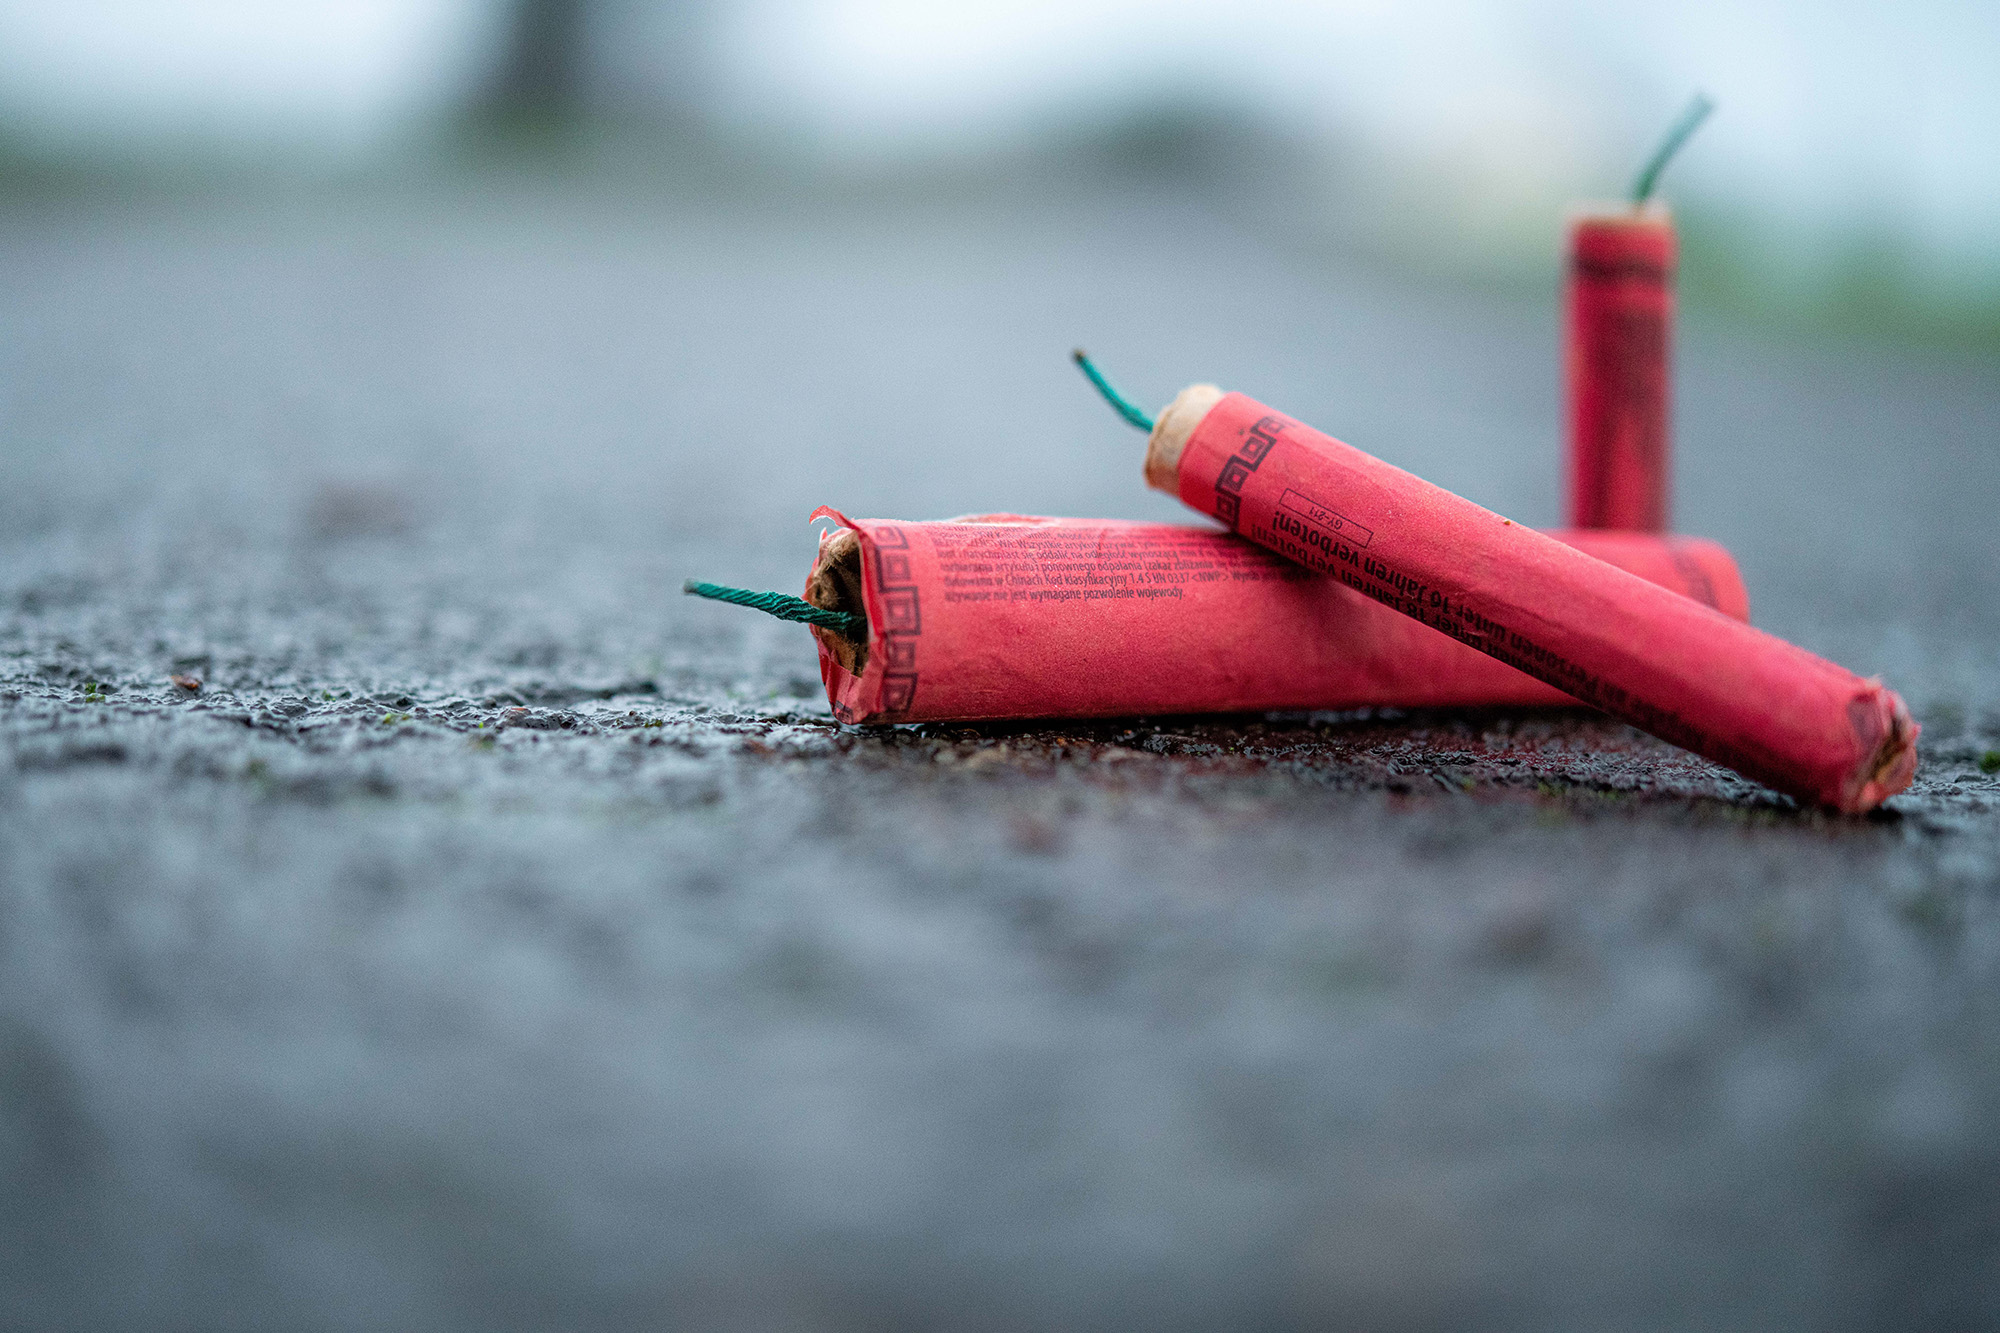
<box><xmin>3</xmin><ymin>4</ymin><xmax>1999</xmax><ymax>1330</ymax></box>
<box><xmin>3</xmin><ymin>1</ymin><xmax>1997</xmax><ymax>325</ymax></box>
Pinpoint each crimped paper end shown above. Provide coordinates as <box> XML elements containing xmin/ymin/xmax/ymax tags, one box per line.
<box><xmin>1145</xmin><ymin>384</ymin><xmax>1225</xmax><ymax>494</ymax></box>
<box><xmin>804</xmin><ymin>527</ymin><xmax>867</xmax><ymax>675</ymax></box>
<box><xmin>1840</xmin><ymin>682</ymin><xmax>1920</xmax><ymax>813</ymax></box>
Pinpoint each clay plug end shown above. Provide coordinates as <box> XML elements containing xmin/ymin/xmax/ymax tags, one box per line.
<box><xmin>1145</xmin><ymin>384</ymin><xmax>1225</xmax><ymax>494</ymax></box>
<box><xmin>1841</xmin><ymin>682</ymin><xmax>1921</xmax><ymax>813</ymax></box>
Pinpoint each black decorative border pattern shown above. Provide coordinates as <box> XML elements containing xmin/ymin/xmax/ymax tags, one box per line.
<box><xmin>871</xmin><ymin>525</ymin><xmax>920</xmax><ymax>714</ymax></box>
<box><xmin>1212</xmin><ymin>414</ymin><xmax>1288</xmax><ymax>530</ymax></box>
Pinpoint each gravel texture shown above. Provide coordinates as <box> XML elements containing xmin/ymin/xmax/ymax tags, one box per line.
<box><xmin>3</xmin><ymin>174</ymin><xmax>1999</xmax><ymax>1330</ymax></box>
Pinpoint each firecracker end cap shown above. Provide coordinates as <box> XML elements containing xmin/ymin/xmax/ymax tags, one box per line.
<box><xmin>1567</xmin><ymin>204</ymin><xmax>1678</xmax><ymax>277</ymax></box>
<box><xmin>1840</xmin><ymin>681</ymin><xmax>1921</xmax><ymax>813</ymax></box>
<box><xmin>1146</xmin><ymin>384</ymin><xmax>1225</xmax><ymax>494</ymax></box>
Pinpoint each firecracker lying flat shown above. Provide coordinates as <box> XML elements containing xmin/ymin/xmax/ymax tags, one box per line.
<box><xmin>798</xmin><ymin>509</ymin><xmax>1746</xmax><ymax>729</ymax></box>
<box><xmin>1139</xmin><ymin>385</ymin><xmax>1916</xmax><ymax>813</ymax></box>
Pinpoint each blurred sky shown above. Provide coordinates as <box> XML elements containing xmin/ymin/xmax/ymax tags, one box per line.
<box><xmin>0</xmin><ymin>0</ymin><xmax>1994</xmax><ymax>271</ymax></box>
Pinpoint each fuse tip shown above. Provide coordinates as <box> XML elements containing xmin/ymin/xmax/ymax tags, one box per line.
<box><xmin>1632</xmin><ymin>93</ymin><xmax>1714</xmax><ymax>205</ymax></box>
<box><xmin>1071</xmin><ymin>348</ymin><xmax>1156</xmax><ymax>434</ymax></box>
<box><xmin>684</xmin><ymin>580</ymin><xmax>868</xmax><ymax>640</ymax></box>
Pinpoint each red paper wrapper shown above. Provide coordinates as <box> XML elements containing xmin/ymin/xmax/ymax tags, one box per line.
<box><xmin>804</xmin><ymin>508</ymin><xmax>1745</xmax><ymax>728</ymax></box>
<box><xmin>1146</xmin><ymin>389</ymin><xmax>1917</xmax><ymax>812</ymax></box>
<box><xmin>1566</xmin><ymin>206</ymin><xmax>1674</xmax><ymax>530</ymax></box>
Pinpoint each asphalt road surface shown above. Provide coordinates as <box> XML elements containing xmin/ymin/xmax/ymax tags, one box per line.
<box><xmin>3</xmin><ymin>170</ymin><xmax>1999</xmax><ymax>1330</ymax></box>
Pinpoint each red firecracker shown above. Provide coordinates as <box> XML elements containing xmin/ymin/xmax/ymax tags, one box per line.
<box><xmin>1565</xmin><ymin>205</ymin><xmax>1674</xmax><ymax>531</ymax></box>
<box><xmin>804</xmin><ymin>511</ymin><xmax>1744</xmax><ymax>727</ymax></box>
<box><xmin>1145</xmin><ymin>385</ymin><xmax>1917</xmax><ymax>812</ymax></box>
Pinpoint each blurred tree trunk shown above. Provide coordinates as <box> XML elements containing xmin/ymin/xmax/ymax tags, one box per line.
<box><xmin>473</xmin><ymin>0</ymin><xmax>713</xmax><ymax>140</ymax></box>
<box><xmin>483</xmin><ymin>0</ymin><xmax>590</xmax><ymax>123</ymax></box>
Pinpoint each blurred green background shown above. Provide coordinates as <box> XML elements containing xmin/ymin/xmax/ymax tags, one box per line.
<box><xmin>0</xmin><ymin>0</ymin><xmax>1994</xmax><ymax>352</ymax></box>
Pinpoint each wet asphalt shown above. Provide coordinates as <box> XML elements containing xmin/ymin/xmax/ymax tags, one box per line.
<box><xmin>3</xmin><ymin>170</ymin><xmax>1999</xmax><ymax>1329</ymax></box>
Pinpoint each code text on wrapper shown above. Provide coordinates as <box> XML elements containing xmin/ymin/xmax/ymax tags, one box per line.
<box><xmin>1250</xmin><ymin>498</ymin><xmax>1734</xmax><ymax>766</ymax></box>
<box><xmin>931</xmin><ymin>524</ymin><xmax>1306</xmax><ymax>607</ymax></box>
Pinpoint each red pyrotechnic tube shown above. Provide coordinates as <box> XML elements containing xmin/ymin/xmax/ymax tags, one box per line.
<box><xmin>1566</xmin><ymin>206</ymin><xmax>1674</xmax><ymax>529</ymax></box>
<box><xmin>786</xmin><ymin>511</ymin><xmax>1746</xmax><ymax>726</ymax></box>
<box><xmin>1564</xmin><ymin>96</ymin><xmax>1712</xmax><ymax>531</ymax></box>
<box><xmin>1132</xmin><ymin>381</ymin><xmax>1916</xmax><ymax>813</ymax></box>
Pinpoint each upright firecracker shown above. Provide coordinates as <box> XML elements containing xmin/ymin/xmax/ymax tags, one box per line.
<box><xmin>1564</xmin><ymin>96</ymin><xmax>1713</xmax><ymax>532</ymax></box>
<box><xmin>1565</xmin><ymin>205</ymin><xmax>1674</xmax><ymax>530</ymax></box>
